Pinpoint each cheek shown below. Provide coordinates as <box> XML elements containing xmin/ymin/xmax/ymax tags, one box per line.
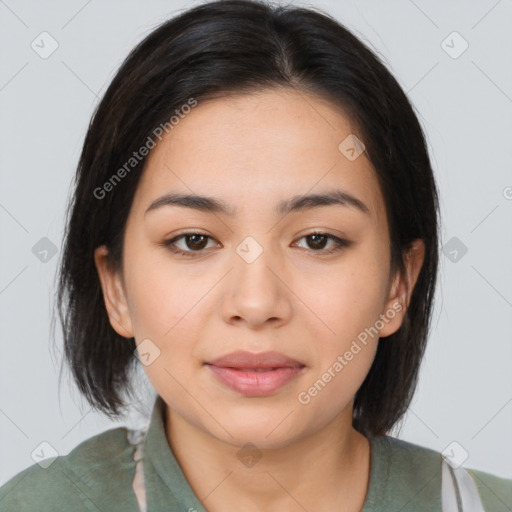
<box><xmin>296</xmin><ymin>259</ymin><xmax>386</xmax><ymax>411</ymax></box>
<box><xmin>126</xmin><ymin>252</ymin><xmax>210</xmax><ymax>410</ymax></box>
<box><xmin>124</xmin><ymin>243</ymin><xmax>209</xmax><ymax>338</ymax></box>
<box><xmin>302</xmin><ymin>251</ymin><xmax>390</xmax><ymax>347</ymax></box>
<box><xmin>295</xmin><ymin>249</ymin><xmax>387</xmax><ymax>406</ymax></box>
<box><xmin>296</xmin><ymin>339</ymin><xmax>378</xmax><ymax>431</ymax></box>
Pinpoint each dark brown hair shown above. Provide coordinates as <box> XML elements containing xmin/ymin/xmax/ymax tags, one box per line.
<box><xmin>54</xmin><ymin>0</ymin><xmax>440</xmax><ymax>438</ymax></box>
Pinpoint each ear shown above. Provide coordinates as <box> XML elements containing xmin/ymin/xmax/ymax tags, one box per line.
<box><xmin>94</xmin><ymin>245</ymin><xmax>134</xmax><ymax>338</ymax></box>
<box><xmin>378</xmin><ymin>239</ymin><xmax>425</xmax><ymax>338</ymax></box>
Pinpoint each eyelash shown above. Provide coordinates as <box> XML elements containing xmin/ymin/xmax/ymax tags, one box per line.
<box><xmin>161</xmin><ymin>231</ymin><xmax>351</xmax><ymax>258</ymax></box>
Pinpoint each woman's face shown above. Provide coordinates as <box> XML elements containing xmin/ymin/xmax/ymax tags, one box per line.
<box><xmin>95</xmin><ymin>88</ymin><xmax>422</xmax><ymax>448</ymax></box>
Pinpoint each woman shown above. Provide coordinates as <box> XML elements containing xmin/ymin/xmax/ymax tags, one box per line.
<box><xmin>1</xmin><ymin>0</ymin><xmax>510</xmax><ymax>510</ymax></box>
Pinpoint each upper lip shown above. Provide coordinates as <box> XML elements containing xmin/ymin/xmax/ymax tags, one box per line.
<box><xmin>206</xmin><ymin>350</ymin><xmax>305</xmax><ymax>369</ymax></box>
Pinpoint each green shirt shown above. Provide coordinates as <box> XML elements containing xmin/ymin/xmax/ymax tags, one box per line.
<box><xmin>1</xmin><ymin>395</ymin><xmax>510</xmax><ymax>511</ymax></box>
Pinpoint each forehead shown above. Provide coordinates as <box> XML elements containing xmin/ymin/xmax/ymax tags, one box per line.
<box><xmin>131</xmin><ymin>89</ymin><xmax>386</xmax><ymax>226</ymax></box>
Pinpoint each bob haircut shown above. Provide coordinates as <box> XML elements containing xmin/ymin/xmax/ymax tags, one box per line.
<box><xmin>55</xmin><ymin>0</ymin><xmax>440</xmax><ymax>438</ymax></box>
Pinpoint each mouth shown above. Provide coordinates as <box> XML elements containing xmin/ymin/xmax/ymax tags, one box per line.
<box><xmin>205</xmin><ymin>350</ymin><xmax>306</xmax><ymax>396</ymax></box>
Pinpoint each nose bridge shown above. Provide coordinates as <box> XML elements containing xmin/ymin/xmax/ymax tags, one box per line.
<box><xmin>236</xmin><ymin>234</ymin><xmax>268</xmax><ymax>266</ymax></box>
<box><xmin>233</xmin><ymin>233</ymin><xmax>279</xmax><ymax>291</ymax></box>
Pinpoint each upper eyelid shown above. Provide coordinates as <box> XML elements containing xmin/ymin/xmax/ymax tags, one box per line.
<box><xmin>168</xmin><ymin>230</ymin><xmax>341</xmax><ymax>242</ymax></box>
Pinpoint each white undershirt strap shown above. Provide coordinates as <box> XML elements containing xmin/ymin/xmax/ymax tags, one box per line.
<box><xmin>442</xmin><ymin>458</ymin><xmax>486</xmax><ymax>512</ymax></box>
<box><xmin>127</xmin><ymin>428</ymin><xmax>148</xmax><ymax>512</ymax></box>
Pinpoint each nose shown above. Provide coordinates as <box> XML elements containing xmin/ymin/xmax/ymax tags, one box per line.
<box><xmin>220</xmin><ymin>236</ymin><xmax>293</xmax><ymax>329</ymax></box>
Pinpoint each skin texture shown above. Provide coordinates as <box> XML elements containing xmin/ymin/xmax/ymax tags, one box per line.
<box><xmin>94</xmin><ymin>88</ymin><xmax>425</xmax><ymax>512</ymax></box>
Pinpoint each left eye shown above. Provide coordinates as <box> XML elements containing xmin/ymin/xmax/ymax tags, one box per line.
<box><xmin>162</xmin><ymin>232</ymin><xmax>350</xmax><ymax>257</ymax></box>
<box><xmin>294</xmin><ymin>233</ymin><xmax>350</xmax><ymax>253</ymax></box>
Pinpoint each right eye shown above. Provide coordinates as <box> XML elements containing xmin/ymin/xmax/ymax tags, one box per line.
<box><xmin>161</xmin><ymin>232</ymin><xmax>220</xmax><ymax>257</ymax></box>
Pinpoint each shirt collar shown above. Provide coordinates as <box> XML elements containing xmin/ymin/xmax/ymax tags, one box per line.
<box><xmin>143</xmin><ymin>394</ymin><xmax>208</xmax><ymax>511</ymax></box>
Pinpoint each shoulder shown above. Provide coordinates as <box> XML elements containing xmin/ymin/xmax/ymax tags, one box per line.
<box><xmin>372</xmin><ymin>434</ymin><xmax>442</xmax><ymax>475</ymax></box>
<box><xmin>372</xmin><ymin>435</ymin><xmax>511</xmax><ymax>510</ymax></box>
<box><xmin>371</xmin><ymin>435</ymin><xmax>443</xmax><ymax>507</ymax></box>
<box><xmin>0</xmin><ymin>426</ymin><xmax>140</xmax><ymax>512</ymax></box>
<box><xmin>467</xmin><ymin>467</ymin><xmax>512</xmax><ymax>511</ymax></box>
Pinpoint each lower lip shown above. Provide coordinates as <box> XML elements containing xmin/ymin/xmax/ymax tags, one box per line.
<box><xmin>206</xmin><ymin>364</ymin><xmax>304</xmax><ymax>396</ymax></box>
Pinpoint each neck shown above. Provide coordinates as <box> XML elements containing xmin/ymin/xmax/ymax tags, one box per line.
<box><xmin>164</xmin><ymin>405</ymin><xmax>371</xmax><ymax>512</ymax></box>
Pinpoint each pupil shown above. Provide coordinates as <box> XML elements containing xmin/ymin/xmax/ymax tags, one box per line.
<box><xmin>309</xmin><ymin>234</ymin><xmax>326</xmax><ymax>249</ymax></box>
<box><xmin>188</xmin><ymin>234</ymin><xmax>207</xmax><ymax>250</ymax></box>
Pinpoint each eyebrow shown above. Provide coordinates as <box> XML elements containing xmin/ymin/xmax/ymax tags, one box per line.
<box><xmin>144</xmin><ymin>189</ymin><xmax>371</xmax><ymax>217</ymax></box>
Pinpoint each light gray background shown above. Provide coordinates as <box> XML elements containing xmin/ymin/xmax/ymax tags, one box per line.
<box><xmin>1</xmin><ymin>0</ymin><xmax>511</xmax><ymax>487</ymax></box>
